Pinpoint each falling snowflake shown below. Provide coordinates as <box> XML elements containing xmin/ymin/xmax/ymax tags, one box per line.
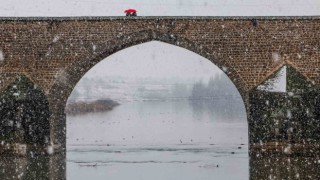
<box><xmin>287</xmin><ymin>110</ymin><xmax>292</xmax><ymax>119</ymax></box>
<box><xmin>297</xmin><ymin>53</ymin><xmax>302</xmax><ymax>59</ymax></box>
<box><xmin>53</xmin><ymin>35</ymin><xmax>60</xmax><ymax>43</ymax></box>
<box><xmin>47</xmin><ymin>145</ymin><xmax>54</xmax><ymax>155</ymax></box>
<box><xmin>55</xmin><ymin>68</ymin><xmax>69</xmax><ymax>85</ymax></box>
<box><xmin>222</xmin><ymin>66</ymin><xmax>228</xmax><ymax>72</ymax></box>
<box><xmin>272</xmin><ymin>52</ymin><xmax>281</xmax><ymax>62</ymax></box>
<box><xmin>45</xmin><ymin>47</ymin><xmax>53</xmax><ymax>57</ymax></box>
<box><xmin>284</xmin><ymin>144</ymin><xmax>292</xmax><ymax>154</ymax></box>
<box><xmin>0</xmin><ymin>50</ymin><xmax>4</xmax><ymax>62</ymax></box>
<box><xmin>288</xmin><ymin>92</ymin><xmax>294</xmax><ymax>96</ymax></box>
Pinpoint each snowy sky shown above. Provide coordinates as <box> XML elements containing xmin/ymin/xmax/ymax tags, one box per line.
<box><xmin>1</xmin><ymin>0</ymin><xmax>319</xmax><ymax>83</ymax></box>
<box><xmin>85</xmin><ymin>41</ymin><xmax>219</xmax><ymax>81</ymax></box>
<box><xmin>0</xmin><ymin>0</ymin><xmax>319</xmax><ymax>16</ymax></box>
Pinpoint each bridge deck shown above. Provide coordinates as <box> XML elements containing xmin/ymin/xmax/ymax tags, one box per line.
<box><xmin>0</xmin><ymin>16</ymin><xmax>319</xmax><ymax>21</ymax></box>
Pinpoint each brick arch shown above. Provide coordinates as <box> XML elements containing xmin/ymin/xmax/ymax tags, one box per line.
<box><xmin>47</xmin><ymin>29</ymin><xmax>248</xmax><ymax>147</ymax></box>
<box><xmin>49</xmin><ymin>29</ymin><xmax>246</xmax><ymax>106</ymax></box>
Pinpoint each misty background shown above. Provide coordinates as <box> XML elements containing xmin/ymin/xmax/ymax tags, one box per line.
<box><xmin>68</xmin><ymin>41</ymin><xmax>241</xmax><ymax>103</ymax></box>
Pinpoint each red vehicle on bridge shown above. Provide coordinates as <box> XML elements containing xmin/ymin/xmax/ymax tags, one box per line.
<box><xmin>124</xmin><ymin>9</ymin><xmax>137</xmax><ymax>16</ymax></box>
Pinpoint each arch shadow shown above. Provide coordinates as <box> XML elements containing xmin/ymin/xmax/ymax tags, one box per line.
<box><xmin>0</xmin><ymin>75</ymin><xmax>50</xmax><ymax>147</ymax></box>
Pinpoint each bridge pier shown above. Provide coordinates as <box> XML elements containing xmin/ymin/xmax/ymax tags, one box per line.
<box><xmin>48</xmin><ymin>109</ymin><xmax>66</xmax><ymax>154</ymax></box>
<box><xmin>248</xmin><ymin>65</ymin><xmax>320</xmax><ymax>156</ymax></box>
<box><xmin>0</xmin><ymin>153</ymin><xmax>66</xmax><ymax>180</ymax></box>
<box><xmin>0</xmin><ymin>75</ymin><xmax>51</xmax><ymax>156</ymax></box>
<box><xmin>250</xmin><ymin>154</ymin><xmax>320</xmax><ymax>179</ymax></box>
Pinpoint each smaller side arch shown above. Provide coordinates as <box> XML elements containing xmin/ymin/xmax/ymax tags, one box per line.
<box><xmin>250</xmin><ymin>63</ymin><xmax>320</xmax><ymax>93</ymax></box>
<box><xmin>0</xmin><ymin>75</ymin><xmax>50</xmax><ymax>146</ymax></box>
<box><xmin>247</xmin><ymin>63</ymin><xmax>286</xmax><ymax>92</ymax></box>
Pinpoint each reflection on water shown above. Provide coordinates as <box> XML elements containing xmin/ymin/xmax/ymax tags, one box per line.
<box><xmin>1</xmin><ymin>100</ymin><xmax>319</xmax><ymax>179</ymax></box>
<box><xmin>251</xmin><ymin>155</ymin><xmax>320</xmax><ymax>179</ymax></box>
<box><xmin>190</xmin><ymin>98</ymin><xmax>246</xmax><ymax>123</ymax></box>
<box><xmin>67</xmin><ymin>144</ymin><xmax>248</xmax><ymax>180</ymax></box>
<box><xmin>66</xmin><ymin>100</ymin><xmax>247</xmax><ymax>180</ymax></box>
<box><xmin>64</xmin><ymin>100</ymin><xmax>249</xmax><ymax>179</ymax></box>
<box><xmin>1</xmin><ymin>151</ymin><xmax>319</xmax><ymax>180</ymax></box>
<box><xmin>67</xmin><ymin>100</ymin><xmax>248</xmax><ymax>145</ymax></box>
<box><xmin>0</xmin><ymin>153</ymin><xmax>65</xmax><ymax>180</ymax></box>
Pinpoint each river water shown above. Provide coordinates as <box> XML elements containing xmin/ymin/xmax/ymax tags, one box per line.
<box><xmin>67</xmin><ymin>99</ymin><xmax>249</xmax><ymax>180</ymax></box>
<box><xmin>1</xmin><ymin>99</ymin><xmax>319</xmax><ymax>179</ymax></box>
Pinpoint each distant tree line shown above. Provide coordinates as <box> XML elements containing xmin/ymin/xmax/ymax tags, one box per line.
<box><xmin>68</xmin><ymin>75</ymin><xmax>241</xmax><ymax>102</ymax></box>
<box><xmin>190</xmin><ymin>75</ymin><xmax>239</xmax><ymax>100</ymax></box>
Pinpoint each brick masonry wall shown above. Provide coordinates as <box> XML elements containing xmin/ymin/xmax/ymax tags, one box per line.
<box><xmin>0</xmin><ymin>16</ymin><xmax>319</xmax><ymax>147</ymax></box>
<box><xmin>0</xmin><ymin>17</ymin><xmax>319</xmax><ymax>94</ymax></box>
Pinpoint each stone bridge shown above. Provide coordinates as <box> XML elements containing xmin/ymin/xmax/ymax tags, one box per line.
<box><xmin>0</xmin><ymin>16</ymin><xmax>319</xmax><ymax>155</ymax></box>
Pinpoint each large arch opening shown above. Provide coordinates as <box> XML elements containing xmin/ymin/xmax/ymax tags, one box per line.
<box><xmin>65</xmin><ymin>40</ymin><xmax>248</xmax><ymax>180</ymax></box>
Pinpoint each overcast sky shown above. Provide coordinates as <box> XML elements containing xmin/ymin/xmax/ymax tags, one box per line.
<box><xmin>1</xmin><ymin>0</ymin><xmax>318</xmax><ymax>84</ymax></box>
<box><xmin>0</xmin><ymin>0</ymin><xmax>319</xmax><ymax>16</ymax></box>
<box><xmin>85</xmin><ymin>41</ymin><xmax>218</xmax><ymax>80</ymax></box>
